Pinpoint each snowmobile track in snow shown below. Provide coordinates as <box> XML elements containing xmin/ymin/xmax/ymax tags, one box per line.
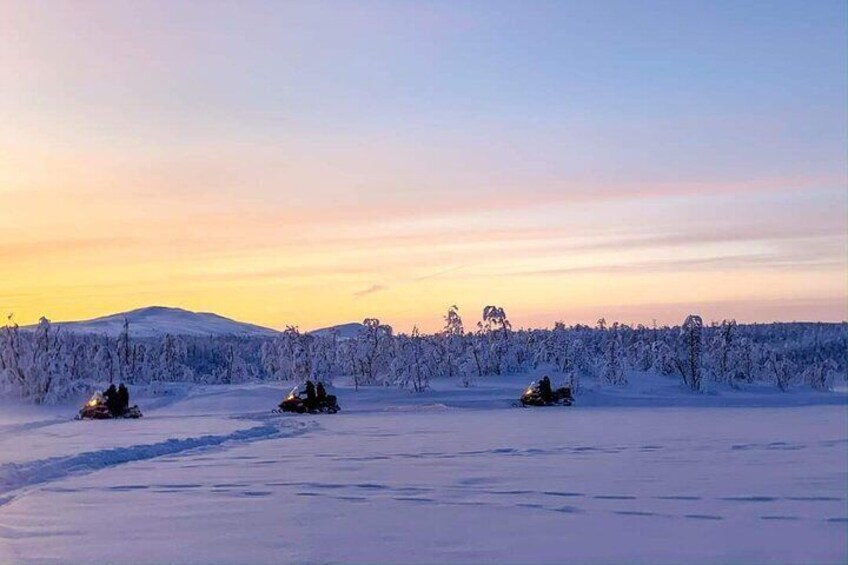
<box><xmin>0</xmin><ymin>417</ymin><xmax>70</xmax><ymax>436</ymax></box>
<box><xmin>0</xmin><ymin>418</ymin><xmax>316</xmax><ymax>501</ymax></box>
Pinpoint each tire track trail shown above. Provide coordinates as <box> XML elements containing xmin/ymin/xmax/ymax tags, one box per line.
<box><xmin>0</xmin><ymin>416</ymin><xmax>316</xmax><ymax>502</ymax></box>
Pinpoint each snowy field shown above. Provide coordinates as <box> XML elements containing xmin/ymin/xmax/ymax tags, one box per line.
<box><xmin>1</xmin><ymin>376</ymin><xmax>846</xmax><ymax>564</ymax></box>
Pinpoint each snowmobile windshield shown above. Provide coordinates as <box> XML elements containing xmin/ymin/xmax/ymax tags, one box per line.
<box><xmin>524</xmin><ymin>382</ymin><xmax>538</xmax><ymax>395</ymax></box>
<box><xmin>285</xmin><ymin>386</ymin><xmax>302</xmax><ymax>401</ymax></box>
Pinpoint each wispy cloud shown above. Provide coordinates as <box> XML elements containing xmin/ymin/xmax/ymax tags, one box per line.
<box><xmin>486</xmin><ymin>251</ymin><xmax>845</xmax><ymax>279</ymax></box>
<box><xmin>413</xmin><ymin>265</ymin><xmax>465</xmax><ymax>282</ymax></box>
<box><xmin>353</xmin><ymin>284</ymin><xmax>386</xmax><ymax>297</ymax></box>
<box><xmin>178</xmin><ymin>265</ymin><xmax>369</xmax><ymax>284</ymax></box>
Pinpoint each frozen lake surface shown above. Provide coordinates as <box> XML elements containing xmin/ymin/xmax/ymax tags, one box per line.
<box><xmin>1</xmin><ymin>377</ymin><xmax>846</xmax><ymax>564</ymax></box>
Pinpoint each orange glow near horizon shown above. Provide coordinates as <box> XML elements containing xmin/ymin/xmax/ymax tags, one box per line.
<box><xmin>2</xmin><ymin>143</ymin><xmax>846</xmax><ymax>332</ymax></box>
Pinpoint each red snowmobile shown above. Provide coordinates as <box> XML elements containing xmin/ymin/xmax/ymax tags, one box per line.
<box><xmin>277</xmin><ymin>385</ymin><xmax>340</xmax><ymax>414</ymax></box>
<box><xmin>519</xmin><ymin>381</ymin><xmax>573</xmax><ymax>407</ymax></box>
<box><xmin>76</xmin><ymin>392</ymin><xmax>143</xmax><ymax>420</ymax></box>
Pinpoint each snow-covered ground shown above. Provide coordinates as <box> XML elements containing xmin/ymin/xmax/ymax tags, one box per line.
<box><xmin>1</xmin><ymin>376</ymin><xmax>846</xmax><ymax>564</ymax></box>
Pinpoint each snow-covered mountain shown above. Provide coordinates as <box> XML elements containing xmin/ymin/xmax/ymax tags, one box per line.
<box><xmin>308</xmin><ymin>322</ymin><xmax>363</xmax><ymax>339</ymax></box>
<box><xmin>40</xmin><ymin>306</ymin><xmax>280</xmax><ymax>338</ymax></box>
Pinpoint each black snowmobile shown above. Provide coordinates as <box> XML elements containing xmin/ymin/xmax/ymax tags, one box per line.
<box><xmin>277</xmin><ymin>385</ymin><xmax>340</xmax><ymax>414</ymax></box>
<box><xmin>519</xmin><ymin>381</ymin><xmax>573</xmax><ymax>407</ymax></box>
<box><xmin>76</xmin><ymin>391</ymin><xmax>143</xmax><ymax>420</ymax></box>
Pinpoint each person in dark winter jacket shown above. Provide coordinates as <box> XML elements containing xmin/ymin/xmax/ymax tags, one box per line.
<box><xmin>103</xmin><ymin>384</ymin><xmax>121</xmax><ymax>416</ymax></box>
<box><xmin>316</xmin><ymin>382</ymin><xmax>327</xmax><ymax>404</ymax></box>
<box><xmin>117</xmin><ymin>383</ymin><xmax>130</xmax><ymax>412</ymax></box>
<box><xmin>539</xmin><ymin>376</ymin><xmax>553</xmax><ymax>403</ymax></box>
<box><xmin>304</xmin><ymin>380</ymin><xmax>317</xmax><ymax>408</ymax></box>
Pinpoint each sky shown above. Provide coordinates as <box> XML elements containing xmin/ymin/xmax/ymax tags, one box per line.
<box><xmin>1</xmin><ymin>0</ymin><xmax>846</xmax><ymax>332</ymax></box>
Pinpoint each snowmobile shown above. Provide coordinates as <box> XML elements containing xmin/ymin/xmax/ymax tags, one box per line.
<box><xmin>276</xmin><ymin>385</ymin><xmax>340</xmax><ymax>414</ymax></box>
<box><xmin>518</xmin><ymin>381</ymin><xmax>573</xmax><ymax>407</ymax></box>
<box><xmin>76</xmin><ymin>391</ymin><xmax>143</xmax><ymax>420</ymax></box>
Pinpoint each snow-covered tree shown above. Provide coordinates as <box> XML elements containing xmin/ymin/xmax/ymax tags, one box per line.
<box><xmin>116</xmin><ymin>318</ymin><xmax>132</xmax><ymax>383</ymax></box>
<box><xmin>437</xmin><ymin>305</ymin><xmax>466</xmax><ymax>380</ymax></box>
<box><xmin>708</xmin><ymin>319</ymin><xmax>737</xmax><ymax>386</ymax></box>
<box><xmin>390</xmin><ymin>327</ymin><xmax>433</xmax><ymax>392</ymax></box>
<box><xmin>353</xmin><ymin>318</ymin><xmax>393</xmax><ymax>389</ymax></box>
<box><xmin>474</xmin><ymin>306</ymin><xmax>513</xmax><ymax>375</ymax></box>
<box><xmin>601</xmin><ymin>322</ymin><xmax>626</xmax><ymax>385</ymax></box>
<box><xmin>677</xmin><ymin>315</ymin><xmax>703</xmax><ymax>391</ymax></box>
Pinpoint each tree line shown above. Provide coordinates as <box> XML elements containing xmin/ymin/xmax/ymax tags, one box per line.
<box><xmin>1</xmin><ymin>307</ymin><xmax>845</xmax><ymax>404</ymax></box>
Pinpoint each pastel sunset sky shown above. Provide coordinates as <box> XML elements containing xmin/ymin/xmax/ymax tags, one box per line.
<box><xmin>1</xmin><ymin>0</ymin><xmax>846</xmax><ymax>332</ymax></box>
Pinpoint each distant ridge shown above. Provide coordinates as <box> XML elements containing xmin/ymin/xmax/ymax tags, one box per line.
<box><xmin>36</xmin><ymin>306</ymin><xmax>280</xmax><ymax>338</ymax></box>
<box><xmin>308</xmin><ymin>322</ymin><xmax>363</xmax><ymax>339</ymax></box>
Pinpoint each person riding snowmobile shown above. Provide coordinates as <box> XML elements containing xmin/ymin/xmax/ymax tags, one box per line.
<box><xmin>278</xmin><ymin>381</ymin><xmax>340</xmax><ymax>414</ymax></box>
<box><xmin>304</xmin><ymin>380</ymin><xmax>317</xmax><ymax>410</ymax></box>
<box><xmin>539</xmin><ymin>376</ymin><xmax>554</xmax><ymax>403</ymax></box>
<box><xmin>103</xmin><ymin>384</ymin><xmax>121</xmax><ymax>416</ymax></box>
<box><xmin>519</xmin><ymin>377</ymin><xmax>573</xmax><ymax>407</ymax></box>
<box><xmin>77</xmin><ymin>387</ymin><xmax>143</xmax><ymax>419</ymax></box>
<box><xmin>117</xmin><ymin>383</ymin><xmax>130</xmax><ymax>412</ymax></box>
